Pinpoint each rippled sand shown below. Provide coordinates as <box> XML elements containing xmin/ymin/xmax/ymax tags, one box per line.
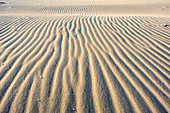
<box><xmin>0</xmin><ymin>2</ymin><xmax>170</xmax><ymax>113</ymax></box>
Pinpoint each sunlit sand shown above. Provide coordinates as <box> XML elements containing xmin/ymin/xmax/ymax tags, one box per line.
<box><xmin>0</xmin><ymin>0</ymin><xmax>170</xmax><ymax>113</ymax></box>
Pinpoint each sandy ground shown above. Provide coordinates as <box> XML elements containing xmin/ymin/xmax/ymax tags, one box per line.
<box><xmin>0</xmin><ymin>0</ymin><xmax>170</xmax><ymax>113</ymax></box>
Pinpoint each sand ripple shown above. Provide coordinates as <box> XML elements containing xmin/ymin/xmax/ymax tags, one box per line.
<box><xmin>0</xmin><ymin>16</ymin><xmax>170</xmax><ymax>113</ymax></box>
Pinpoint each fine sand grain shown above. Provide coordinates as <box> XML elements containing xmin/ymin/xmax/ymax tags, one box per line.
<box><xmin>0</xmin><ymin>1</ymin><xmax>170</xmax><ymax>113</ymax></box>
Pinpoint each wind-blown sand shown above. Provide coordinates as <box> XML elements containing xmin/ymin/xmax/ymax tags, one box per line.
<box><xmin>0</xmin><ymin>1</ymin><xmax>170</xmax><ymax>113</ymax></box>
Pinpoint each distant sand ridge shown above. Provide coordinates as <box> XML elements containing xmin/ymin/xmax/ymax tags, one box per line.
<box><xmin>0</xmin><ymin>1</ymin><xmax>170</xmax><ymax>113</ymax></box>
<box><xmin>0</xmin><ymin>4</ymin><xmax>170</xmax><ymax>16</ymax></box>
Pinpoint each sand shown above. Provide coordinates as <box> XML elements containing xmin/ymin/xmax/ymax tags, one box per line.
<box><xmin>0</xmin><ymin>0</ymin><xmax>170</xmax><ymax>113</ymax></box>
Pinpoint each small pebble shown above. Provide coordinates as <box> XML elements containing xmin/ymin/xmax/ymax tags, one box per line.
<box><xmin>38</xmin><ymin>99</ymin><xmax>41</xmax><ymax>102</ymax></box>
<box><xmin>164</xmin><ymin>24</ymin><xmax>168</xmax><ymax>27</ymax></box>
<box><xmin>73</xmin><ymin>108</ymin><xmax>76</xmax><ymax>111</ymax></box>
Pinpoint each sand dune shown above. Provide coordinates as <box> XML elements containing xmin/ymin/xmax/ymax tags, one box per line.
<box><xmin>0</xmin><ymin>3</ymin><xmax>170</xmax><ymax>16</ymax></box>
<box><xmin>0</xmin><ymin>0</ymin><xmax>170</xmax><ymax>112</ymax></box>
<box><xmin>0</xmin><ymin>14</ymin><xmax>169</xmax><ymax>113</ymax></box>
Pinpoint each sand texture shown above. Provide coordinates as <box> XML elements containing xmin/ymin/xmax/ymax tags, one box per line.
<box><xmin>0</xmin><ymin>2</ymin><xmax>170</xmax><ymax>113</ymax></box>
